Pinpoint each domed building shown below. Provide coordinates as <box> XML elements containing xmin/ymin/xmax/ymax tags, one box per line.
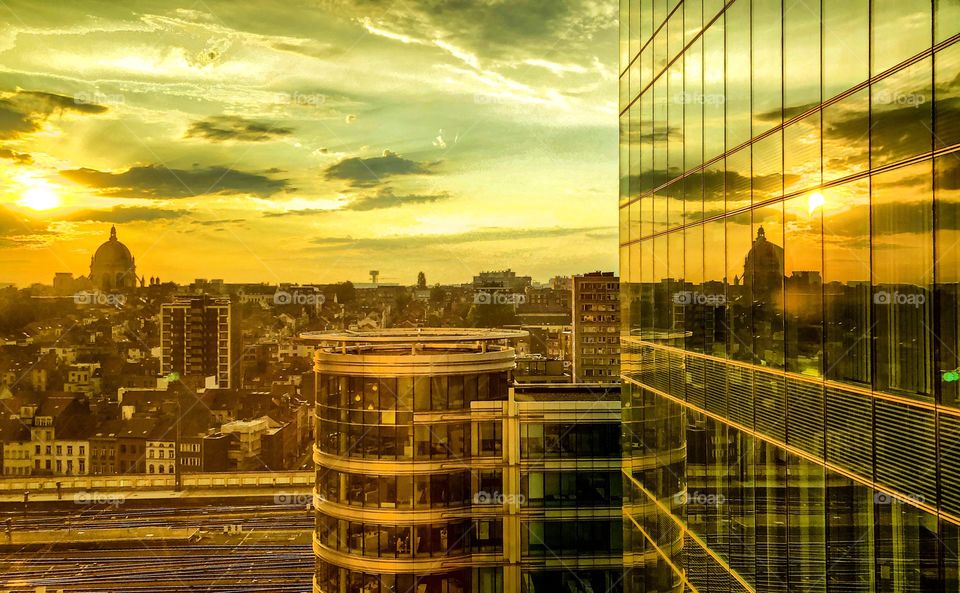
<box><xmin>742</xmin><ymin>225</ymin><xmax>784</xmax><ymax>301</ymax></box>
<box><xmin>89</xmin><ymin>226</ymin><xmax>138</xmax><ymax>290</ymax></box>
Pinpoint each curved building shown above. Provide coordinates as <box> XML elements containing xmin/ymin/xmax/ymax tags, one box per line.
<box><xmin>89</xmin><ymin>225</ymin><xmax>137</xmax><ymax>290</ymax></box>
<box><xmin>306</xmin><ymin>329</ymin><xmax>628</xmax><ymax>593</ymax></box>
<box><xmin>306</xmin><ymin>329</ymin><xmax>524</xmax><ymax>593</ymax></box>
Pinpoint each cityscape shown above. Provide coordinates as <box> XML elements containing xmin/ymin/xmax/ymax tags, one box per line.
<box><xmin>0</xmin><ymin>0</ymin><xmax>957</xmax><ymax>593</ymax></box>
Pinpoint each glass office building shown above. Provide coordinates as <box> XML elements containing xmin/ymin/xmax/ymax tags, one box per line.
<box><xmin>306</xmin><ymin>329</ymin><xmax>624</xmax><ymax>593</ymax></box>
<box><xmin>620</xmin><ymin>0</ymin><xmax>960</xmax><ymax>591</ymax></box>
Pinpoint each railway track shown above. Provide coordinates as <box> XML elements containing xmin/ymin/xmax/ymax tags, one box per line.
<box><xmin>0</xmin><ymin>505</ymin><xmax>315</xmax><ymax>592</ymax></box>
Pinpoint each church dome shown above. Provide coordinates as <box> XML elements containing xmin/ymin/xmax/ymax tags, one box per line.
<box><xmin>742</xmin><ymin>226</ymin><xmax>784</xmax><ymax>300</ymax></box>
<box><xmin>90</xmin><ymin>226</ymin><xmax>137</xmax><ymax>290</ymax></box>
<box><xmin>93</xmin><ymin>228</ymin><xmax>134</xmax><ymax>267</ymax></box>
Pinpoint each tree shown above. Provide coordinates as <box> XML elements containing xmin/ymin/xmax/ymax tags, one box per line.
<box><xmin>417</xmin><ymin>272</ymin><xmax>427</xmax><ymax>289</ymax></box>
<box><xmin>466</xmin><ymin>303</ymin><xmax>520</xmax><ymax>328</ymax></box>
<box><xmin>333</xmin><ymin>281</ymin><xmax>356</xmax><ymax>304</ymax></box>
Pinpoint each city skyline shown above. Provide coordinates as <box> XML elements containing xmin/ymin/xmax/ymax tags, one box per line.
<box><xmin>0</xmin><ymin>0</ymin><xmax>618</xmax><ymax>287</ymax></box>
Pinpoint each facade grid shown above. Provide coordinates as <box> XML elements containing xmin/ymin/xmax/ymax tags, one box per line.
<box><xmin>620</xmin><ymin>0</ymin><xmax>960</xmax><ymax>591</ymax></box>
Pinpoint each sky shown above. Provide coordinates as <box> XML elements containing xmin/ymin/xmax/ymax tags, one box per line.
<box><xmin>0</xmin><ymin>0</ymin><xmax>618</xmax><ymax>287</ymax></box>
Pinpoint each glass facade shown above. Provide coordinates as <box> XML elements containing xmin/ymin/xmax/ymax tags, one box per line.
<box><xmin>620</xmin><ymin>0</ymin><xmax>960</xmax><ymax>591</ymax></box>
<box><xmin>307</xmin><ymin>330</ymin><xmax>624</xmax><ymax>593</ymax></box>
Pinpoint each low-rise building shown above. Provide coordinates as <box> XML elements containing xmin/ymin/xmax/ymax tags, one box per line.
<box><xmin>0</xmin><ymin>419</ymin><xmax>31</xmax><ymax>476</ymax></box>
<box><xmin>221</xmin><ymin>416</ymin><xmax>277</xmax><ymax>470</ymax></box>
<box><xmin>146</xmin><ymin>439</ymin><xmax>175</xmax><ymax>475</ymax></box>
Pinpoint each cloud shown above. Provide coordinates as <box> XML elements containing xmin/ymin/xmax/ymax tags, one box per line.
<box><xmin>346</xmin><ymin>188</ymin><xmax>451</xmax><ymax>211</ymax></box>
<box><xmin>66</xmin><ymin>206</ymin><xmax>191</xmax><ymax>223</ymax></box>
<box><xmin>0</xmin><ymin>148</ymin><xmax>32</xmax><ymax>164</ymax></box>
<box><xmin>312</xmin><ymin>225</ymin><xmax>611</xmax><ymax>249</ymax></box>
<box><xmin>185</xmin><ymin>115</ymin><xmax>293</xmax><ymax>142</ymax></box>
<box><xmin>0</xmin><ymin>205</ymin><xmax>49</xmax><ymax>241</ymax></box>
<box><xmin>263</xmin><ymin>208</ymin><xmax>332</xmax><ymax>218</ymax></box>
<box><xmin>60</xmin><ymin>164</ymin><xmax>289</xmax><ymax>199</ymax></box>
<box><xmin>323</xmin><ymin>150</ymin><xmax>436</xmax><ymax>187</ymax></box>
<box><xmin>191</xmin><ymin>218</ymin><xmax>247</xmax><ymax>226</ymax></box>
<box><xmin>0</xmin><ymin>90</ymin><xmax>107</xmax><ymax>140</ymax></box>
<box><xmin>264</xmin><ymin>188</ymin><xmax>452</xmax><ymax>217</ymax></box>
<box><xmin>341</xmin><ymin>0</ymin><xmax>616</xmax><ymax>64</ymax></box>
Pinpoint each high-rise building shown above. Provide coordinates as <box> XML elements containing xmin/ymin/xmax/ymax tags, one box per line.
<box><xmin>572</xmin><ymin>272</ymin><xmax>621</xmax><ymax>382</ymax></box>
<box><xmin>620</xmin><ymin>1</ymin><xmax>960</xmax><ymax>591</ymax></box>
<box><xmin>305</xmin><ymin>329</ymin><xmax>624</xmax><ymax>593</ymax></box>
<box><xmin>160</xmin><ymin>295</ymin><xmax>237</xmax><ymax>388</ymax></box>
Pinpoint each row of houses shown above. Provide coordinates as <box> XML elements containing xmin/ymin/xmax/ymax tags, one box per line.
<box><xmin>0</xmin><ymin>386</ymin><xmax>312</xmax><ymax>477</ymax></box>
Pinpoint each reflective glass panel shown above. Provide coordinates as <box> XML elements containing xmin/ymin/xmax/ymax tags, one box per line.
<box><xmin>872</xmin><ymin>0</ymin><xmax>931</xmax><ymax>75</ymax></box>
<box><xmin>823</xmin><ymin>0</ymin><xmax>869</xmax><ymax>101</ymax></box>
<box><xmin>872</xmin><ymin>57</ymin><xmax>933</xmax><ymax>168</ymax></box>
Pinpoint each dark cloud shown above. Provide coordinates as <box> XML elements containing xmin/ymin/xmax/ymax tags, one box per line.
<box><xmin>346</xmin><ymin>188</ymin><xmax>451</xmax><ymax>211</ymax></box>
<box><xmin>191</xmin><ymin>218</ymin><xmax>247</xmax><ymax>226</ymax></box>
<box><xmin>185</xmin><ymin>115</ymin><xmax>293</xmax><ymax>142</ymax></box>
<box><xmin>0</xmin><ymin>90</ymin><xmax>107</xmax><ymax>140</ymax></box>
<box><xmin>263</xmin><ymin>208</ymin><xmax>331</xmax><ymax>218</ymax></box>
<box><xmin>324</xmin><ymin>151</ymin><xmax>436</xmax><ymax>187</ymax></box>
<box><xmin>66</xmin><ymin>206</ymin><xmax>191</xmax><ymax>223</ymax></box>
<box><xmin>938</xmin><ymin>154</ymin><xmax>960</xmax><ymax>190</ymax></box>
<box><xmin>0</xmin><ymin>148</ymin><xmax>32</xmax><ymax>164</ymax></box>
<box><xmin>60</xmin><ymin>164</ymin><xmax>289</xmax><ymax>199</ymax></box>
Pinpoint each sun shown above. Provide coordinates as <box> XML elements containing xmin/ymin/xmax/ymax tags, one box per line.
<box><xmin>17</xmin><ymin>178</ymin><xmax>61</xmax><ymax>211</ymax></box>
<box><xmin>807</xmin><ymin>190</ymin><xmax>825</xmax><ymax>214</ymax></box>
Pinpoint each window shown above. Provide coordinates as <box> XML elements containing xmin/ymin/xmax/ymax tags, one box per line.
<box><xmin>935</xmin><ymin>43</ymin><xmax>960</xmax><ymax>149</ymax></box>
<box><xmin>822</xmin><ymin>88</ymin><xmax>869</xmax><ymax>181</ymax></box>
<box><xmin>871</xmin><ymin>58</ymin><xmax>932</xmax><ymax>168</ymax></box>
<box><xmin>752</xmin><ymin>0</ymin><xmax>781</xmax><ymax>135</ymax></box>
<box><xmin>872</xmin><ymin>0</ymin><xmax>931</xmax><ymax>75</ymax></box>
<box><xmin>783</xmin><ymin>0</ymin><xmax>820</xmax><ymax>114</ymax></box>
<box><xmin>872</xmin><ymin>161</ymin><xmax>934</xmax><ymax>400</ymax></box>
<box><xmin>724</xmin><ymin>0</ymin><xmax>750</xmax><ymax>148</ymax></box>
<box><xmin>702</xmin><ymin>17</ymin><xmax>724</xmax><ymax>160</ymax></box>
<box><xmin>823</xmin><ymin>0</ymin><xmax>868</xmax><ymax>101</ymax></box>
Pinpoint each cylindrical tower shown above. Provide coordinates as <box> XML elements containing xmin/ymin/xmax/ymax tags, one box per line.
<box><xmin>303</xmin><ymin>329</ymin><xmax>526</xmax><ymax>593</ymax></box>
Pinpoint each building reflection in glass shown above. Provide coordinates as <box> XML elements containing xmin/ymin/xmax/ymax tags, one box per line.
<box><xmin>620</xmin><ymin>0</ymin><xmax>959</xmax><ymax>590</ymax></box>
